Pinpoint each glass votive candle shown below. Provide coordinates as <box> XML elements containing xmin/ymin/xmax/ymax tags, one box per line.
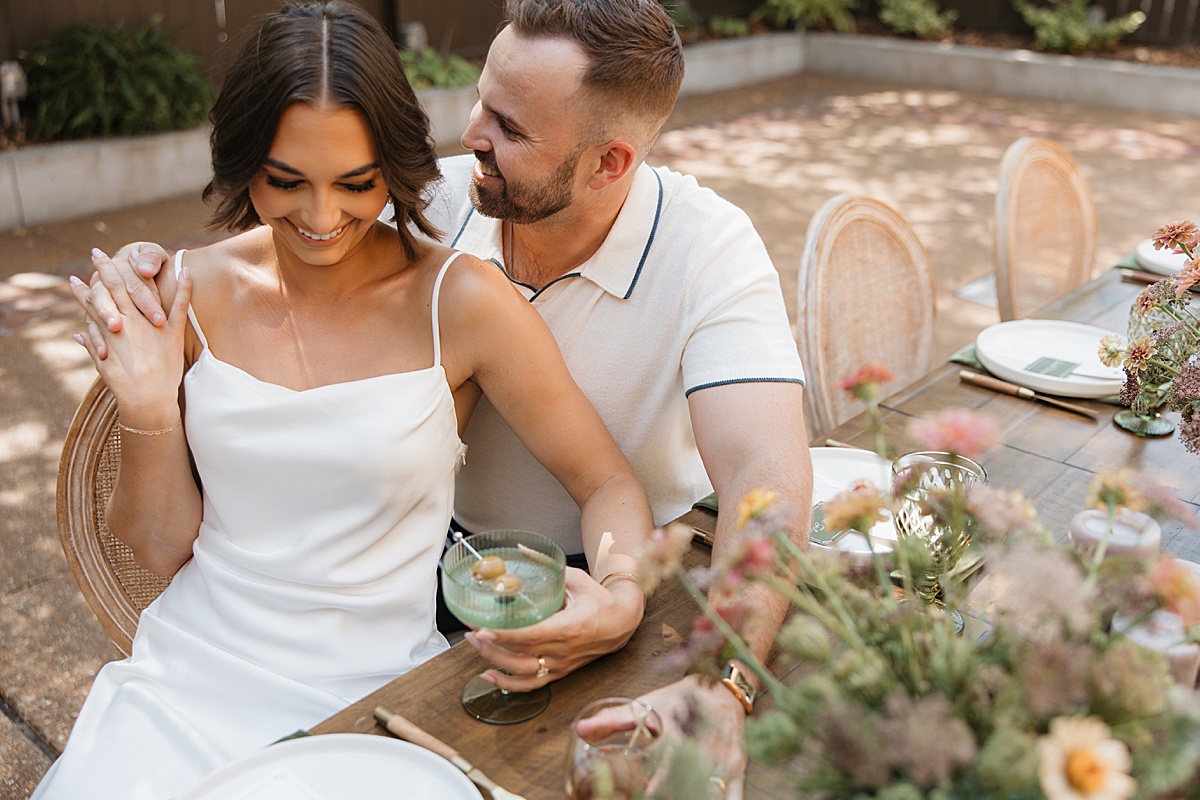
<box><xmin>1067</xmin><ymin>508</ymin><xmax>1161</xmax><ymax>562</ymax></box>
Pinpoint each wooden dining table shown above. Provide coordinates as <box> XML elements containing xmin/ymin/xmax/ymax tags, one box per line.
<box><xmin>310</xmin><ymin>267</ymin><xmax>1200</xmax><ymax>799</ymax></box>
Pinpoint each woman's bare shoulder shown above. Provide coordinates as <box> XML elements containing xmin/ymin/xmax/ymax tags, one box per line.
<box><xmin>179</xmin><ymin>228</ymin><xmax>271</xmax><ymax>283</ymax></box>
<box><xmin>435</xmin><ymin>249</ymin><xmax>522</xmax><ymax>306</ymax></box>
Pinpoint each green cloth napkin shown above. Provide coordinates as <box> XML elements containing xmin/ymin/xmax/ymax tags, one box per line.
<box><xmin>949</xmin><ymin>343</ymin><xmax>984</xmax><ymax>371</ymax></box>
<box><xmin>1115</xmin><ymin>251</ymin><xmax>1142</xmax><ymax>271</ymax></box>
<box><xmin>692</xmin><ymin>492</ymin><xmax>718</xmax><ymax>513</ymax></box>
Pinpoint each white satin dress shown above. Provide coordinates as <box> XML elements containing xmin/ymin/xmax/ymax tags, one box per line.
<box><xmin>34</xmin><ymin>251</ymin><xmax>467</xmax><ymax>800</ymax></box>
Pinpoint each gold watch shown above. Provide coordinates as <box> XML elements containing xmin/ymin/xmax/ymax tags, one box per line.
<box><xmin>720</xmin><ymin>659</ymin><xmax>758</xmax><ymax>714</ymax></box>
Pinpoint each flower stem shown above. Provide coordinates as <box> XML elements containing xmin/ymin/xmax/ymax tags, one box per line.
<box><xmin>1084</xmin><ymin>503</ymin><xmax>1117</xmax><ymax>588</ymax></box>
<box><xmin>675</xmin><ymin>567</ymin><xmax>788</xmax><ymax>698</ymax></box>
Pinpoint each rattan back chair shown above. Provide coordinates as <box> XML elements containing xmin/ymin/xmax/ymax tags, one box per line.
<box><xmin>57</xmin><ymin>378</ymin><xmax>171</xmax><ymax>656</ymax></box>
<box><xmin>797</xmin><ymin>194</ymin><xmax>936</xmax><ymax>440</ymax></box>
<box><xmin>994</xmin><ymin>137</ymin><xmax>1098</xmax><ymax>321</ymax></box>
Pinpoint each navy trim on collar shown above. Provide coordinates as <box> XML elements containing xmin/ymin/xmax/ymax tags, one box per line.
<box><xmin>449</xmin><ymin>209</ymin><xmax>474</xmax><ymax>248</ymax></box>
<box><xmin>624</xmin><ymin>169</ymin><xmax>664</xmax><ymax>300</ymax></box>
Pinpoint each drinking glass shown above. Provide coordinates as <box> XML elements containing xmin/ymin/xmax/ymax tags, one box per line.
<box><xmin>441</xmin><ymin>529</ymin><xmax>566</xmax><ymax>724</ymax></box>
<box><xmin>565</xmin><ymin>697</ymin><xmax>663</xmax><ymax>800</ymax></box>
<box><xmin>891</xmin><ymin>451</ymin><xmax>987</xmax><ymax>609</ymax></box>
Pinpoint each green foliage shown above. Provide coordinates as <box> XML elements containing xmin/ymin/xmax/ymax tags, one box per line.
<box><xmin>1012</xmin><ymin>0</ymin><xmax>1146</xmax><ymax>54</ymax></box>
<box><xmin>753</xmin><ymin>0</ymin><xmax>858</xmax><ymax>33</ymax></box>
<box><xmin>19</xmin><ymin>17</ymin><xmax>211</xmax><ymax>142</ymax></box>
<box><xmin>398</xmin><ymin>48</ymin><xmax>479</xmax><ymax>91</ymax></box>
<box><xmin>878</xmin><ymin>0</ymin><xmax>958</xmax><ymax>39</ymax></box>
<box><xmin>659</xmin><ymin>0</ymin><xmax>703</xmax><ymax>34</ymax></box>
<box><xmin>708</xmin><ymin>16</ymin><xmax>751</xmax><ymax>38</ymax></box>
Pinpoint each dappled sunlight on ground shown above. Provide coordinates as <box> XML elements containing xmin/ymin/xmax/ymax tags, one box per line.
<box><xmin>650</xmin><ymin>75</ymin><xmax>1200</xmax><ymax>360</ymax></box>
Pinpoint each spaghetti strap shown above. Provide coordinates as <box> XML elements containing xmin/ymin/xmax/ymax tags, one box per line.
<box><xmin>173</xmin><ymin>249</ymin><xmax>209</xmax><ymax>351</ymax></box>
<box><xmin>430</xmin><ymin>251</ymin><xmax>464</xmax><ymax>368</ymax></box>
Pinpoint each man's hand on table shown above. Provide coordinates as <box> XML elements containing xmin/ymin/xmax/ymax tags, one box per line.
<box><xmin>464</xmin><ymin>567</ymin><xmax>644</xmax><ymax>691</ymax></box>
<box><xmin>84</xmin><ymin>242</ymin><xmax>170</xmax><ymax>358</ymax></box>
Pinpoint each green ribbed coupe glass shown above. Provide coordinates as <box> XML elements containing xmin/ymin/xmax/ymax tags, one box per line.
<box><xmin>441</xmin><ymin>529</ymin><xmax>566</xmax><ymax>724</ymax></box>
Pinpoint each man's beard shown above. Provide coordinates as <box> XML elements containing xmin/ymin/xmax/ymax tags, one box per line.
<box><xmin>468</xmin><ymin>149</ymin><xmax>581</xmax><ymax>225</ymax></box>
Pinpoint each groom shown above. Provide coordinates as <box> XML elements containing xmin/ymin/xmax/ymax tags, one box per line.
<box><xmin>88</xmin><ymin>0</ymin><xmax>812</xmax><ymax>792</ymax></box>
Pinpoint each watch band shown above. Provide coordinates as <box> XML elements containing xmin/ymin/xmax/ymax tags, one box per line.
<box><xmin>720</xmin><ymin>659</ymin><xmax>757</xmax><ymax>714</ymax></box>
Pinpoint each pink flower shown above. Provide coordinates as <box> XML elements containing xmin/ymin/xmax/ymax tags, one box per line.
<box><xmin>1133</xmin><ymin>280</ymin><xmax>1175</xmax><ymax>315</ymax></box>
<box><xmin>1122</xmin><ymin>337</ymin><xmax>1156</xmax><ymax>373</ymax></box>
<box><xmin>838</xmin><ymin>363</ymin><xmax>896</xmax><ymax>402</ymax></box>
<box><xmin>1152</xmin><ymin>220</ymin><xmax>1200</xmax><ymax>256</ymax></box>
<box><xmin>718</xmin><ymin>535</ymin><xmax>777</xmax><ymax>583</ymax></box>
<box><xmin>1175</xmin><ymin>258</ymin><xmax>1200</xmax><ymax>298</ymax></box>
<box><xmin>635</xmin><ymin>522</ymin><xmax>694</xmax><ymax>594</ymax></box>
<box><xmin>908</xmin><ymin>408</ymin><xmax>999</xmax><ymax>461</ymax></box>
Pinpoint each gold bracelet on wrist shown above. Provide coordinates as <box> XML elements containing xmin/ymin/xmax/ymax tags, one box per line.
<box><xmin>117</xmin><ymin>419</ymin><xmax>182</xmax><ymax>436</ymax></box>
<box><xmin>599</xmin><ymin>572</ymin><xmax>643</xmax><ymax>593</ymax></box>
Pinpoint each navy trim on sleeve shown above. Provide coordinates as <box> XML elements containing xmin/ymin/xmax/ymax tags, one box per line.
<box><xmin>684</xmin><ymin>376</ymin><xmax>806</xmax><ymax>397</ymax></box>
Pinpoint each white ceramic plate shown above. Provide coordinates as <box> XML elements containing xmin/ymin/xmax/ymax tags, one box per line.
<box><xmin>975</xmin><ymin>319</ymin><xmax>1124</xmax><ymax>399</ymax></box>
<box><xmin>809</xmin><ymin>447</ymin><xmax>896</xmax><ymax>556</ymax></box>
<box><xmin>179</xmin><ymin>734</ymin><xmax>482</xmax><ymax>800</ymax></box>
<box><xmin>1135</xmin><ymin>237</ymin><xmax>1191</xmax><ymax>277</ymax></box>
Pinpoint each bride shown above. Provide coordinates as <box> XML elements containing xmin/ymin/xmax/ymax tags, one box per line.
<box><xmin>35</xmin><ymin>3</ymin><xmax>651</xmax><ymax>798</ymax></box>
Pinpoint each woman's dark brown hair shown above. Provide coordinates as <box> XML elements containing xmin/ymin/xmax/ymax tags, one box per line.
<box><xmin>203</xmin><ymin>0</ymin><xmax>440</xmax><ymax>259</ymax></box>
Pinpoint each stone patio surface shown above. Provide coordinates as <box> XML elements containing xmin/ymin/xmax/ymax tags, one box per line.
<box><xmin>2</xmin><ymin>71</ymin><xmax>1199</xmax><ymax>798</ymax></box>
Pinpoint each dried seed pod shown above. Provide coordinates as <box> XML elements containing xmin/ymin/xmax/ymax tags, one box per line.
<box><xmin>472</xmin><ymin>556</ymin><xmax>506</xmax><ymax>581</ymax></box>
<box><xmin>492</xmin><ymin>574</ymin><xmax>524</xmax><ymax>594</ymax></box>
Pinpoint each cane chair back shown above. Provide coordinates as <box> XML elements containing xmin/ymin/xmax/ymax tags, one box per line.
<box><xmin>994</xmin><ymin>137</ymin><xmax>1098</xmax><ymax>321</ymax></box>
<box><xmin>57</xmin><ymin>378</ymin><xmax>171</xmax><ymax>656</ymax></box>
<box><xmin>797</xmin><ymin>195</ymin><xmax>936</xmax><ymax>440</ymax></box>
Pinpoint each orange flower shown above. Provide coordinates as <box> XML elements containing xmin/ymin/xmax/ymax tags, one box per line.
<box><xmin>736</xmin><ymin>488</ymin><xmax>779</xmax><ymax>530</ymax></box>
<box><xmin>1149</xmin><ymin>557</ymin><xmax>1200</xmax><ymax>628</ymax></box>
<box><xmin>821</xmin><ymin>481</ymin><xmax>887</xmax><ymax>534</ymax></box>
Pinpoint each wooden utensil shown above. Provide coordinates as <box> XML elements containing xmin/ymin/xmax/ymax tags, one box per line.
<box><xmin>374</xmin><ymin>707</ymin><xmax>527</xmax><ymax>800</ymax></box>
<box><xmin>958</xmin><ymin>370</ymin><xmax>1101</xmax><ymax>419</ymax></box>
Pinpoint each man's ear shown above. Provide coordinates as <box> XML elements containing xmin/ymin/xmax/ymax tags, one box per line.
<box><xmin>586</xmin><ymin>139</ymin><xmax>638</xmax><ymax>191</ymax></box>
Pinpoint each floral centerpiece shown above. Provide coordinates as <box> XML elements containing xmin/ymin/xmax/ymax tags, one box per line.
<box><xmin>639</xmin><ymin>367</ymin><xmax>1200</xmax><ymax>800</ymax></box>
<box><xmin>1100</xmin><ymin>220</ymin><xmax>1200</xmax><ymax>451</ymax></box>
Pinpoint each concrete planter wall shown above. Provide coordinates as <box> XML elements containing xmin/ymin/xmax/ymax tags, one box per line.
<box><xmin>805</xmin><ymin>34</ymin><xmax>1200</xmax><ymax>119</ymax></box>
<box><xmin>4</xmin><ymin>31</ymin><xmax>1200</xmax><ymax>233</ymax></box>
<box><xmin>680</xmin><ymin>31</ymin><xmax>806</xmax><ymax>96</ymax></box>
